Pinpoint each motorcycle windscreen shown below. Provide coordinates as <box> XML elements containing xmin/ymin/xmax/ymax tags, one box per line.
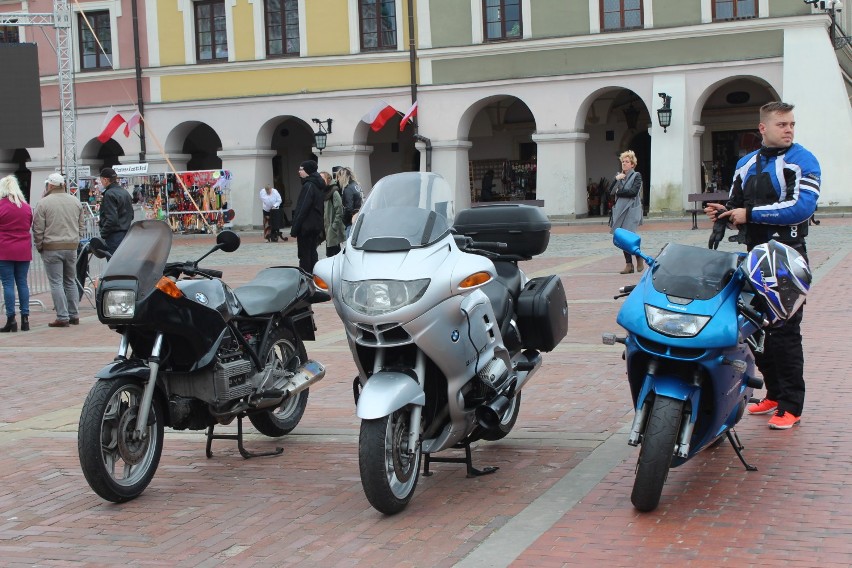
<box><xmin>351</xmin><ymin>172</ymin><xmax>454</xmax><ymax>251</ymax></box>
<box><xmin>101</xmin><ymin>220</ymin><xmax>172</xmax><ymax>296</ymax></box>
<box><xmin>652</xmin><ymin>243</ymin><xmax>741</xmax><ymax>301</ymax></box>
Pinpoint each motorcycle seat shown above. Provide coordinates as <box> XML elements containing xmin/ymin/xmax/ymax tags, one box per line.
<box><xmin>234</xmin><ymin>267</ymin><xmax>304</xmax><ymax>316</ymax></box>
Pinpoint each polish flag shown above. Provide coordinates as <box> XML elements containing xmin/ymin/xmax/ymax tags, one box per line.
<box><xmin>97</xmin><ymin>107</ymin><xmax>126</xmax><ymax>143</ymax></box>
<box><xmin>123</xmin><ymin>110</ymin><xmax>142</xmax><ymax>137</ymax></box>
<box><xmin>361</xmin><ymin>101</ymin><xmax>397</xmax><ymax>132</ymax></box>
<box><xmin>399</xmin><ymin>101</ymin><xmax>418</xmax><ymax>132</ymax></box>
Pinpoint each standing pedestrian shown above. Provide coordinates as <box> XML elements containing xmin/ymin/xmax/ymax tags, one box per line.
<box><xmin>97</xmin><ymin>167</ymin><xmax>133</xmax><ymax>254</ymax></box>
<box><xmin>480</xmin><ymin>169</ymin><xmax>495</xmax><ymax>202</ymax></box>
<box><xmin>32</xmin><ymin>173</ymin><xmax>84</xmax><ymax>328</ymax></box>
<box><xmin>0</xmin><ymin>175</ymin><xmax>33</xmax><ymax>332</ymax></box>
<box><xmin>705</xmin><ymin>101</ymin><xmax>819</xmax><ymax>430</ymax></box>
<box><xmin>609</xmin><ymin>150</ymin><xmax>644</xmax><ymax>274</ymax></box>
<box><xmin>321</xmin><ymin>172</ymin><xmax>345</xmax><ymax>257</ymax></box>
<box><xmin>338</xmin><ymin>167</ymin><xmax>363</xmax><ymax>238</ymax></box>
<box><xmin>290</xmin><ymin>160</ymin><xmax>326</xmax><ymax>273</ymax></box>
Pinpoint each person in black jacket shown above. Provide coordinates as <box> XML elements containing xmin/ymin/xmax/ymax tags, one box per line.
<box><xmin>97</xmin><ymin>167</ymin><xmax>133</xmax><ymax>254</ymax></box>
<box><xmin>290</xmin><ymin>160</ymin><xmax>326</xmax><ymax>273</ymax></box>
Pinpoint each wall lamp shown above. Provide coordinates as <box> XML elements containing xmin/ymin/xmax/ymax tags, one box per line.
<box><xmin>656</xmin><ymin>93</ymin><xmax>672</xmax><ymax>133</ymax></box>
<box><xmin>312</xmin><ymin>118</ymin><xmax>333</xmax><ymax>154</ymax></box>
<box><xmin>804</xmin><ymin>0</ymin><xmax>851</xmax><ymax>49</ymax></box>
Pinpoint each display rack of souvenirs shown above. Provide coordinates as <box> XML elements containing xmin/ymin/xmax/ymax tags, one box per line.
<box><xmin>469</xmin><ymin>159</ymin><xmax>537</xmax><ymax>202</ymax></box>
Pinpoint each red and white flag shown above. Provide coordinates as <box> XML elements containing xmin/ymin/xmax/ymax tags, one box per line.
<box><xmin>123</xmin><ymin>110</ymin><xmax>142</xmax><ymax>137</ymax></box>
<box><xmin>399</xmin><ymin>101</ymin><xmax>418</xmax><ymax>131</ymax></box>
<box><xmin>97</xmin><ymin>107</ymin><xmax>126</xmax><ymax>143</ymax></box>
<box><xmin>361</xmin><ymin>101</ymin><xmax>397</xmax><ymax>132</ymax></box>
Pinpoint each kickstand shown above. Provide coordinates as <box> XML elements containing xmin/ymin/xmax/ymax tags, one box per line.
<box><xmin>726</xmin><ymin>429</ymin><xmax>757</xmax><ymax>471</ymax></box>
<box><xmin>205</xmin><ymin>414</ymin><xmax>283</xmax><ymax>459</ymax></box>
<box><xmin>422</xmin><ymin>443</ymin><xmax>499</xmax><ymax>478</ymax></box>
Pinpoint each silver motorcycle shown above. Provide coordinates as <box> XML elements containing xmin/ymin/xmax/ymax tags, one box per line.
<box><xmin>313</xmin><ymin>172</ymin><xmax>567</xmax><ymax>514</ymax></box>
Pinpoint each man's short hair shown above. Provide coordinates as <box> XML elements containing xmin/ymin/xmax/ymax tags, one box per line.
<box><xmin>760</xmin><ymin>101</ymin><xmax>794</xmax><ymax>123</ymax></box>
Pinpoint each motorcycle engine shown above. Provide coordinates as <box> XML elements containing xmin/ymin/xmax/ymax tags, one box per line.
<box><xmin>477</xmin><ymin>357</ymin><xmax>510</xmax><ymax>393</ymax></box>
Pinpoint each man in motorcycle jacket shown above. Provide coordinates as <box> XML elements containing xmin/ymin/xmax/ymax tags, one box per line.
<box><xmin>705</xmin><ymin>101</ymin><xmax>820</xmax><ymax>430</ymax></box>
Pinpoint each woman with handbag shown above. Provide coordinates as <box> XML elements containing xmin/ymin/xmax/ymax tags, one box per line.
<box><xmin>609</xmin><ymin>150</ymin><xmax>644</xmax><ymax>274</ymax></box>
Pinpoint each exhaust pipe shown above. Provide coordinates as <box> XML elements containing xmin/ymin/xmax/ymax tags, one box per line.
<box><xmin>252</xmin><ymin>360</ymin><xmax>326</xmax><ymax>409</ymax></box>
<box><xmin>476</xmin><ymin>394</ymin><xmax>511</xmax><ymax>430</ymax></box>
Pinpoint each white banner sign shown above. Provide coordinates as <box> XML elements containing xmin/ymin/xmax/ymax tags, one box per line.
<box><xmin>113</xmin><ymin>163</ymin><xmax>149</xmax><ymax>176</ymax></box>
<box><xmin>55</xmin><ymin>165</ymin><xmax>91</xmax><ymax>178</ymax></box>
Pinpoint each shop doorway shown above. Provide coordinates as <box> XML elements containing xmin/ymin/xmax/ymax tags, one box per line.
<box><xmin>183</xmin><ymin>124</ymin><xmax>222</xmax><ymax>171</ymax></box>
<box><xmin>466</xmin><ymin>96</ymin><xmax>537</xmax><ymax>203</ymax></box>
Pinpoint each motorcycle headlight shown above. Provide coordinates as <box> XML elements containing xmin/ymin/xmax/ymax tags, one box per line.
<box><xmin>103</xmin><ymin>290</ymin><xmax>136</xmax><ymax>318</ymax></box>
<box><xmin>645</xmin><ymin>305</ymin><xmax>710</xmax><ymax>338</ymax></box>
<box><xmin>342</xmin><ymin>279</ymin><xmax>430</xmax><ymax>316</ymax></box>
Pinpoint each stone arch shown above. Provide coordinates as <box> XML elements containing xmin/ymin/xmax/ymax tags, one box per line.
<box><xmin>256</xmin><ymin>116</ymin><xmax>315</xmax><ymax>209</ymax></box>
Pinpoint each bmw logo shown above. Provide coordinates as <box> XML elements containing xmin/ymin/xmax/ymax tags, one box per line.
<box><xmin>450</xmin><ymin>330</ymin><xmax>460</xmax><ymax>342</ymax></box>
<box><xmin>195</xmin><ymin>292</ymin><xmax>208</xmax><ymax>305</ymax></box>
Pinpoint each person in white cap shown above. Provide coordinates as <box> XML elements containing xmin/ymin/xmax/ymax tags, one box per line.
<box><xmin>32</xmin><ymin>173</ymin><xmax>84</xmax><ymax>328</ymax></box>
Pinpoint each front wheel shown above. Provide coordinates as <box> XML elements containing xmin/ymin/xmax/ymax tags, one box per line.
<box><xmin>631</xmin><ymin>395</ymin><xmax>683</xmax><ymax>512</ymax></box>
<box><xmin>77</xmin><ymin>377</ymin><xmax>164</xmax><ymax>502</ymax></box>
<box><xmin>248</xmin><ymin>327</ymin><xmax>309</xmax><ymax>437</ymax></box>
<box><xmin>359</xmin><ymin>409</ymin><xmax>421</xmax><ymax>515</ymax></box>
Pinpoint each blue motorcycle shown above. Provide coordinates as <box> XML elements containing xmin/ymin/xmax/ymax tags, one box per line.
<box><xmin>603</xmin><ymin>229</ymin><xmax>769</xmax><ymax>512</ymax></box>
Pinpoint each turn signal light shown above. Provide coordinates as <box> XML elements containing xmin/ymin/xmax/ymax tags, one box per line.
<box><xmin>155</xmin><ymin>276</ymin><xmax>184</xmax><ymax>299</ymax></box>
<box><xmin>313</xmin><ymin>275</ymin><xmax>329</xmax><ymax>291</ymax></box>
<box><xmin>459</xmin><ymin>271</ymin><xmax>492</xmax><ymax>289</ymax></box>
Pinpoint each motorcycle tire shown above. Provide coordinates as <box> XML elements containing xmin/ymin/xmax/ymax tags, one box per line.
<box><xmin>476</xmin><ymin>392</ymin><xmax>523</xmax><ymax>442</ymax></box>
<box><xmin>77</xmin><ymin>376</ymin><xmax>164</xmax><ymax>503</ymax></box>
<box><xmin>631</xmin><ymin>395</ymin><xmax>683</xmax><ymax>512</ymax></box>
<box><xmin>248</xmin><ymin>326</ymin><xmax>310</xmax><ymax>437</ymax></box>
<box><xmin>359</xmin><ymin>409</ymin><xmax>421</xmax><ymax>515</ymax></box>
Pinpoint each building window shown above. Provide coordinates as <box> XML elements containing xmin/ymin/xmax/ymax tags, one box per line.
<box><xmin>78</xmin><ymin>11</ymin><xmax>112</xmax><ymax>70</ymax></box>
<box><xmin>265</xmin><ymin>0</ymin><xmax>299</xmax><ymax>56</ymax></box>
<box><xmin>359</xmin><ymin>0</ymin><xmax>397</xmax><ymax>51</ymax></box>
<box><xmin>712</xmin><ymin>0</ymin><xmax>757</xmax><ymax>21</ymax></box>
<box><xmin>1</xmin><ymin>26</ymin><xmax>20</xmax><ymax>44</ymax></box>
<box><xmin>601</xmin><ymin>0</ymin><xmax>643</xmax><ymax>31</ymax></box>
<box><xmin>484</xmin><ymin>0</ymin><xmax>522</xmax><ymax>41</ymax></box>
<box><xmin>195</xmin><ymin>0</ymin><xmax>228</xmax><ymax>62</ymax></box>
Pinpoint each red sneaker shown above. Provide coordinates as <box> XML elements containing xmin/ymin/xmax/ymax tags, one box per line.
<box><xmin>747</xmin><ymin>398</ymin><xmax>778</xmax><ymax>415</ymax></box>
<box><xmin>768</xmin><ymin>410</ymin><xmax>801</xmax><ymax>430</ymax></box>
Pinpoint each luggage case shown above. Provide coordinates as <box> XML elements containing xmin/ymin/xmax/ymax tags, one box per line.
<box><xmin>517</xmin><ymin>275</ymin><xmax>568</xmax><ymax>352</ymax></box>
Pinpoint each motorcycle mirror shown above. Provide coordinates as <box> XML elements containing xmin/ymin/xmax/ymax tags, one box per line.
<box><xmin>216</xmin><ymin>230</ymin><xmax>240</xmax><ymax>253</ymax></box>
<box><xmin>613</xmin><ymin>228</ymin><xmax>641</xmax><ymax>255</ymax></box>
<box><xmin>88</xmin><ymin>237</ymin><xmax>110</xmax><ymax>259</ymax></box>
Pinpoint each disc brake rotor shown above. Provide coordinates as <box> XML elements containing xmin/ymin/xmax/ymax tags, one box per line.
<box><xmin>116</xmin><ymin>407</ymin><xmax>149</xmax><ymax>465</ymax></box>
<box><xmin>391</xmin><ymin>415</ymin><xmax>414</xmax><ymax>482</ymax></box>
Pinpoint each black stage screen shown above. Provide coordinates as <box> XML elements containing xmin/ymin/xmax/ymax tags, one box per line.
<box><xmin>0</xmin><ymin>43</ymin><xmax>44</xmax><ymax>149</ymax></box>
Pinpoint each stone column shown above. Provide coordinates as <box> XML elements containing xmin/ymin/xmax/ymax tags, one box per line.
<box><xmin>217</xmin><ymin>148</ymin><xmax>277</xmax><ymax>229</ymax></box>
<box><xmin>649</xmin><ymin>75</ymin><xmax>688</xmax><ymax>216</ymax></box>
<box><xmin>430</xmin><ymin>140</ymin><xmax>473</xmax><ymax>210</ymax></box>
<box><xmin>316</xmin><ymin>144</ymin><xmax>374</xmax><ymax>189</ymax></box>
<box><xmin>532</xmin><ymin>131</ymin><xmax>589</xmax><ymax>219</ymax></box>
<box><xmin>687</xmin><ymin>125</ymin><xmax>706</xmax><ymax>209</ymax></box>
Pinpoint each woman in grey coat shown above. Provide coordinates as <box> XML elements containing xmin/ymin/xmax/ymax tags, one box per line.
<box><xmin>609</xmin><ymin>150</ymin><xmax>644</xmax><ymax>274</ymax></box>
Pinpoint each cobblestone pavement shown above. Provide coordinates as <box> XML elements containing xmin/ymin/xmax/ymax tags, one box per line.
<box><xmin>0</xmin><ymin>216</ymin><xmax>850</xmax><ymax>567</ymax></box>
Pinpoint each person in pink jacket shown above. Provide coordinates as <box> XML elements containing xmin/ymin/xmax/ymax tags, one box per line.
<box><xmin>0</xmin><ymin>175</ymin><xmax>33</xmax><ymax>332</ymax></box>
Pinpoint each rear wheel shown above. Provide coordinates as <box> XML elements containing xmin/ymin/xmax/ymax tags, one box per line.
<box><xmin>359</xmin><ymin>409</ymin><xmax>421</xmax><ymax>515</ymax></box>
<box><xmin>77</xmin><ymin>376</ymin><xmax>164</xmax><ymax>502</ymax></box>
<box><xmin>631</xmin><ymin>396</ymin><xmax>683</xmax><ymax>512</ymax></box>
<box><xmin>249</xmin><ymin>327</ymin><xmax>309</xmax><ymax>437</ymax></box>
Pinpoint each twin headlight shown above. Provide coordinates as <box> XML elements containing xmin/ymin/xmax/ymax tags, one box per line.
<box><xmin>103</xmin><ymin>290</ymin><xmax>136</xmax><ymax>318</ymax></box>
<box><xmin>342</xmin><ymin>279</ymin><xmax>430</xmax><ymax>316</ymax></box>
<box><xmin>645</xmin><ymin>305</ymin><xmax>709</xmax><ymax>337</ymax></box>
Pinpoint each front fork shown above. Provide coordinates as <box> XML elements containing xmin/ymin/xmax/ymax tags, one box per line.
<box><xmin>116</xmin><ymin>331</ymin><xmax>163</xmax><ymax>442</ymax></box>
<box><xmin>369</xmin><ymin>347</ymin><xmax>426</xmax><ymax>456</ymax></box>
<box><xmin>627</xmin><ymin>359</ymin><xmax>700</xmax><ymax>459</ymax></box>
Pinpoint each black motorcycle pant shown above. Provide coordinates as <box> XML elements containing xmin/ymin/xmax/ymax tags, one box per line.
<box><xmin>753</xmin><ymin>306</ymin><xmax>805</xmax><ymax>416</ymax></box>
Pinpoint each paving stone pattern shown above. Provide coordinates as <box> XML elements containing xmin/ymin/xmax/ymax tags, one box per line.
<box><xmin>0</xmin><ymin>216</ymin><xmax>850</xmax><ymax>567</ymax></box>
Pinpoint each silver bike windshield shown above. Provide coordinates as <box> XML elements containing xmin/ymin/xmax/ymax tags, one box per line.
<box><xmin>351</xmin><ymin>172</ymin><xmax>455</xmax><ymax>251</ymax></box>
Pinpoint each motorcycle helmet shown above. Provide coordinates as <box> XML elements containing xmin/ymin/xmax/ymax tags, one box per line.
<box><xmin>744</xmin><ymin>240</ymin><xmax>812</xmax><ymax>326</ymax></box>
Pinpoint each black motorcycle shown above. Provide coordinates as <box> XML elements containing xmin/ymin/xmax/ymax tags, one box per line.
<box><xmin>77</xmin><ymin>220</ymin><xmax>328</xmax><ymax>502</ymax></box>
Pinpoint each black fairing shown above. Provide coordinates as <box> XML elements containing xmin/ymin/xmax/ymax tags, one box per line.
<box><xmin>177</xmin><ymin>279</ymin><xmax>241</xmax><ymax>321</ymax></box>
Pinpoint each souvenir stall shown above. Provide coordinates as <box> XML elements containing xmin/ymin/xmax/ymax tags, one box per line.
<box><xmin>469</xmin><ymin>159</ymin><xmax>537</xmax><ymax>203</ymax></box>
<box><xmin>80</xmin><ymin>169</ymin><xmax>234</xmax><ymax>234</ymax></box>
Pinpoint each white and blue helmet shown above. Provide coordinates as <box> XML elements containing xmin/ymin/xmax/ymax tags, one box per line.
<box><xmin>744</xmin><ymin>240</ymin><xmax>812</xmax><ymax>326</ymax></box>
